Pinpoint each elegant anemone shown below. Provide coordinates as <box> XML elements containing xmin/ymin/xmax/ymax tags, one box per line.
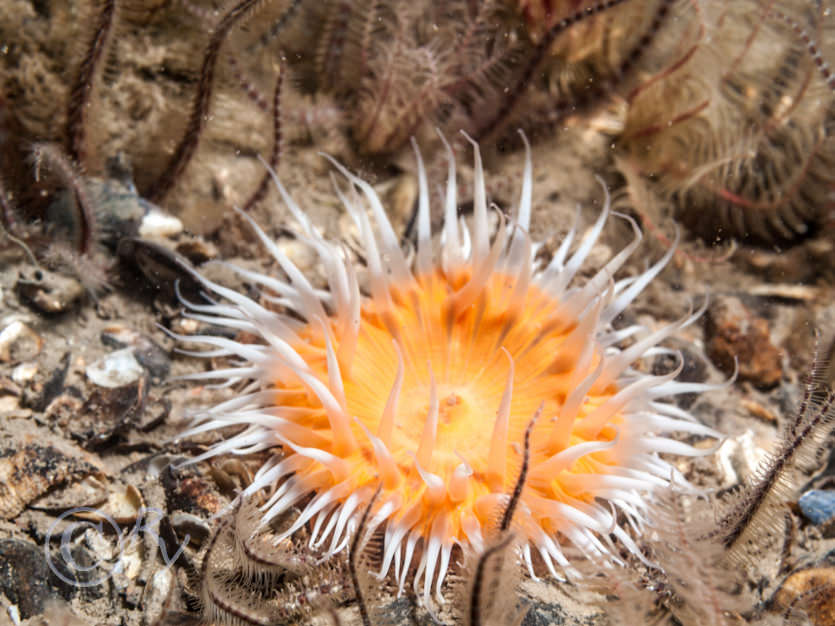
<box><xmin>173</xmin><ymin>132</ymin><xmax>722</xmax><ymax>606</ymax></box>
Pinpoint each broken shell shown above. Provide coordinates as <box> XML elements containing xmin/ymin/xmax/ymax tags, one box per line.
<box><xmin>85</xmin><ymin>348</ymin><xmax>144</xmax><ymax>388</ymax></box>
<box><xmin>0</xmin><ymin>395</ymin><xmax>21</xmax><ymax>415</ymax></box>
<box><xmin>146</xmin><ymin>454</ymin><xmax>183</xmax><ymax>478</ymax></box>
<box><xmin>100</xmin><ymin>325</ymin><xmax>170</xmax><ymax>381</ymax></box>
<box><xmin>748</xmin><ymin>283</ymin><xmax>820</xmax><ymax>301</ymax></box>
<box><xmin>0</xmin><ymin>320</ymin><xmax>43</xmax><ymax>363</ymax></box>
<box><xmin>168</xmin><ymin>316</ymin><xmax>201</xmax><ymax>336</ymax></box>
<box><xmin>117</xmin><ymin>238</ymin><xmax>200</xmax><ymax>296</ymax></box>
<box><xmin>175</xmin><ymin>237</ymin><xmax>218</xmax><ymax>264</ymax></box>
<box><xmin>30</xmin><ymin>474</ymin><xmax>109</xmax><ymax>512</ymax></box>
<box><xmin>77</xmin><ymin>377</ymin><xmax>147</xmax><ymax>447</ymax></box>
<box><xmin>73</xmin><ymin>484</ymin><xmax>144</xmax><ymax>525</ymax></box>
<box><xmin>168</xmin><ymin>511</ymin><xmax>210</xmax><ymax>547</ymax></box>
<box><xmin>209</xmin><ymin>458</ymin><xmax>254</xmax><ymax>496</ymax></box>
<box><xmin>142</xmin><ymin>568</ymin><xmax>174</xmax><ymax>624</ymax></box>
<box><xmin>43</xmin><ymin>393</ymin><xmax>84</xmax><ymax>428</ymax></box>
<box><xmin>138</xmin><ymin>206</ymin><xmax>183</xmax><ymax>239</ymax></box>
<box><xmin>0</xmin><ymin>376</ymin><xmax>22</xmax><ymax>397</ymax></box>
<box><xmin>0</xmin><ymin>432</ymin><xmax>103</xmax><ymax>519</ymax></box>
<box><xmin>11</xmin><ymin>362</ymin><xmax>37</xmax><ymax>385</ymax></box>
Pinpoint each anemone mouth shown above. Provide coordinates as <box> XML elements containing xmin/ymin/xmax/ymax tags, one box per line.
<box><xmin>174</xmin><ymin>132</ymin><xmax>723</xmax><ymax>607</ymax></box>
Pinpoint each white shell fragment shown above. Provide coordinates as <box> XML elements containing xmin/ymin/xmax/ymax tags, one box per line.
<box><xmin>85</xmin><ymin>348</ymin><xmax>144</xmax><ymax>388</ymax></box>
<box><xmin>138</xmin><ymin>206</ymin><xmax>184</xmax><ymax>239</ymax></box>
<box><xmin>11</xmin><ymin>361</ymin><xmax>38</xmax><ymax>385</ymax></box>
<box><xmin>0</xmin><ymin>320</ymin><xmax>43</xmax><ymax>363</ymax></box>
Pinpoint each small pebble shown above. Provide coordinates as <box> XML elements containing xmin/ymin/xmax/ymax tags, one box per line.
<box><xmin>799</xmin><ymin>490</ymin><xmax>835</xmax><ymax>526</ymax></box>
<box><xmin>85</xmin><ymin>348</ymin><xmax>144</xmax><ymax>388</ymax></box>
<box><xmin>705</xmin><ymin>295</ymin><xmax>782</xmax><ymax>389</ymax></box>
<box><xmin>16</xmin><ymin>268</ymin><xmax>83</xmax><ymax>314</ymax></box>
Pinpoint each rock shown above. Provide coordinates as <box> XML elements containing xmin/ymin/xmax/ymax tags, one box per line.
<box><xmin>705</xmin><ymin>295</ymin><xmax>782</xmax><ymax>389</ymax></box>
<box><xmin>85</xmin><ymin>348</ymin><xmax>144</xmax><ymax>388</ymax></box>
<box><xmin>15</xmin><ymin>268</ymin><xmax>83</xmax><ymax>314</ymax></box>
<box><xmin>0</xmin><ymin>539</ymin><xmax>75</xmax><ymax>619</ymax></box>
<box><xmin>799</xmin><ymin>490</ymin><xmax>835</xmax><ymax>537</ymax></box>
<box><xmin>774</xmin><ymin>567</ymin><xmax>835</xmax><ymax>626</ymax></box>
<box><xmin>162</xmin><ymin>465</ymin><xmax>225</xmax><ymax>516</ymax></box>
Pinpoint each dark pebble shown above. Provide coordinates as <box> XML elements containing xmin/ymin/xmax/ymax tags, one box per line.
<box><xmin>0</xmin><ymin>538</ymin><xmax>76</xmax><ymax>618</ymax></box>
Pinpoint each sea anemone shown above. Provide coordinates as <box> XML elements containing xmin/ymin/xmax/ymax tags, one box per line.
<box><xmin>173</xmin><ymin>132</ymin><xmax>722</xmax><ymax>607</ymax></box>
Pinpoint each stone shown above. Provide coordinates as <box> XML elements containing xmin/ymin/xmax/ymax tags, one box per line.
<box><xmin>0</xmin><ymin>539</ymin><xmax>75</xmax><ymax>619</ymax></box>
<box><xmin>774</xmin><ymin>567</ymin><xmax>835</xmax><ymax>626</ymax></box>
<box><xmin>705</xmin><ymin>295</ymin><xmax>782</xmax><ymax>389</ymax></box>
<box><xmin>15</xmin><ymin>269</ymin><xmax>83</xmax><ymax>315</ymax></box>
<box><xmin>799</xmin><ymin>490</ymin><xmax>835</xmax><ymax>537</ymax></box>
